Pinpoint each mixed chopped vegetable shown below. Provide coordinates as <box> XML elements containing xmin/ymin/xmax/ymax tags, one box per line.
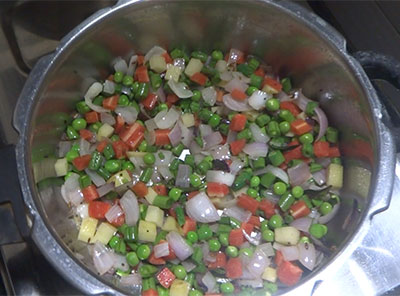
<box><xmin>56</xmin><ymin>46</ymin><xmax>343</xmax><ymax>295</ymax></box>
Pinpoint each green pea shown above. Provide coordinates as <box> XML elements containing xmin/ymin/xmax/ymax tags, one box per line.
<box><xmin>309</xmin><ymin>223</ymin><xmax>328</xmax><ymax>238</ymax></box>
<box><xmin>208</xmin><ymin>239</ymin><xmax>221</xmax><ymax>252</ymax></box>
<box><xmin>192</xmin><ymin>90</ymin><xmax>202</xmax><ymax>101</ymax></box>
<box><xmin>122</xmin><ymin>160</ymin><xmax>135</xmax><ymax>171</ymax></box>
<box><xmin>226</xmin><ymin>246</ymin><xmax>238</xmax><ymax>257</ymax></box>
<box><xmin>197</xmin><ymin>225</ymin><xmax>213</xmax><ymax>241</ymax></box>
<box><xmin>279</xmin><ymin>121</ymin><xmax>290</xmax><ymax>134</ymax></box>
<box><xmin>187</xmin><ymin>231</ymin><xmax>199</xmax><ymax>243</ymax></box>
<box><xmin>261</xmin><ymin>220</ymin><xmax>269</xmax><ymax>232</ymax></box>
<box><xmin>66</xmin><ymin>150</ymin><xmax>79</xmax><ymax>162</ymax></box>
<box><xmin>122</xmin><ymin>75</ymin><xmax>134</xmax><ymax>86</ymax></box>
<box><xmin>250</xmin><ymin>176</ymin><xmax>260</xmax><ymax>188</ymax></box>
<box><xmin>208</xmin><ymin>114</ymin><xmax>221</xmax><ymax>128</ymax></box>
<box><xmin>118</xmin><ymin>94</ymin><xmax>129</xmax><ymax>106</ymax></box>
<box><xmin>265</xmin><ymin>98</ymin><xmax>280</xmax><ymax>111</ymax></box>
<box><xmin>299</xmin><ymin>133</ymin><xmax>314</xmax><ymax>144</ymax></box>
<box><xmin>291</xmin><ymin>186</ymin><xmax>304</xmax><ymax>198</ymax></box>
<box><xmin>190</xmin><ymin>174</ymin><xmax>202</xmax><ymax>187</ymax></box>
<box><xmin>239</xmin><ymin>247</ymin><xmax>254</xmax><ymax>258</ymax></box>
<box><xmin>219</xmin><ymin>233</ymin><xmax>229</xmax><ymax>246</ymax></box>
<box><xmin>320</xmin><ymin>202</ymin><xmax>333</xmax><ymax>215</ymax></box>
<box><xmin>268</xmin><ymin>214</ymin><xmax>283</xmax><ymax>229</ymax></box>
<box><xmin>143</xmin><ymin>153</ymin><xmax>156</xmax><ymax>165</ymax></box>
<box><xmin>126</xmin><ymin>252</ymin><xmax>139</xmax><ymax>266</ymax></box>
<box><xmin>246</xmin><ymin>188</ymin><xmax>258</xmax><ymax>198</ymax></box>
<box><xmin>211</xmin><ymin>50</ymin><xmax>223</xmax><ymax>61</ymax></box>
<box><xmin>262</xmin><ymin>229</ymin><xmax>275</xmax><ymax>242</ymax></box>
<box><xmin>105</xmin><ymin>159</ymin><xmax>121</xmax><ymax>173</ymax></box>
<box><xmin>220</xmin><ymin>282</ymin><xmax>234</xmax><ymax>294</ymax></box>
<box><xmin>137</xmin><ymin>244</ymin><xmax>151</xmax><ymax>260</ymax></box>
<box><xmin>273</xmin><ymin>181</ymin><xmax>287</xmax><ymax>195</ymax></box>
<box><xmin>71</xmin><ymin>118</ymin><xmax>87</xmax><ymax>131</ymax></box>
<box><xmin>173</xmin><ymin>265</ymin><xmax>187</xmax><ymax>280</ymax></box>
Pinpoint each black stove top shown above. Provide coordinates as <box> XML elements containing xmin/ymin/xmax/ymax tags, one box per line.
<box><xmin>1</xmin><ymin>1</ymin><xmax>400</xmax><ymax>295</ymax></box>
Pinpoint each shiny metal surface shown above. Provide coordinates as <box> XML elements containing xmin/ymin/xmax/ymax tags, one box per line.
<box><xmin>11</xmin><ymin>0</ymin><xmax>398</xmax><ymax>295</ymax></box>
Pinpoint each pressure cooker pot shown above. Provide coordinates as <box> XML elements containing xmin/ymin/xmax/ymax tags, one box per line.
<box><xmin>9</xmin><ymin>0</ymin><xmax>398</xmax><ymax>295</ymax></box>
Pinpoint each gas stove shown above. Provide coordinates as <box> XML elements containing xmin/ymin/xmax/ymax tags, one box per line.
<box><xmin>1</xmin><ymin>1</ymin><xmax>400</xmax><ymax>295</ymax></box>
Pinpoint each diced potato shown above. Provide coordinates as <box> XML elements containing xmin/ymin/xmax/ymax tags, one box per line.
<box><xmin>170</xmin><ymin>279</ymin><xmax>190</xmax><ymax>296</ymax></box>
<box><xmin>149</xmin><ymin>55</ymin><xmax>167</xmax><ymax>73</ymax></box>
<box><xmin>262</xmin><ymin>267</ymin><xmax>277</xmax><ymax>282</ymax></box>
<box><xmin>274</xmin><ymin>226</ymin><xmax>300</xmax><ymax>246</ymax></box>
<box><xmin>165</xmin><ymin>64</ymin><xmax>182</xmax><ymax>82</ymax></box>
<box><xmin>92</xmin><ymin>222</ymin><xmax>117</xmax><ymax>245</ymax></box>
<box><xmin>78</xmin><ymin>217</ymin><xmax>98</xmax><ymax>243</ymax></box>
<box><xmin>327</xmin><ymin>163</ymin><xmax>343</xmax><ymax>189</ymax></box>
<box><xmin>184</xmin><ymin>58</ymin><xmax>203</xmax><ymax>77</ymax></box>
<box><xmin>162</xmin><ymin>216</ymin><xmax>179</xmax><ymax>232</ymax></box>
<box><xmin>54</xmin><ymin>158</ymin><xmax>68</xmax><ymax>176</ymax></box>
<box><xmin>138</xmin><ymin>220</ymin><xmax>157</xmax><ymax>242</ymax></box>
<box><xmin>97</xmin><ymin>123</ymin><xmax>114</xmax><ymax>141</ymax></box>
<box><xmin>145</xmin><ymin>187</ymin><xmax>157</xmax><ymax>204</ymax></box>
<box><xmin>145</xmin><ymin>205</ymin><xmax>164</xmax><ymax>227</ymax></box>
<box><xmin>107</xmin><ymin>170</ymin><xmax>131</xmax><ymax>187</ymax></box>
<box><xmin>262</xmin><ymin>84</ymin><xmax>279</xmax><ymax>95</ymax></box>
<box><xmin>215</xmin><ymin>60</ymin><xmax>227</xmax><ymax>72</ymax></box>
<box><xmin>181</xmin><ymin>113</ymin><xmax>195</xmax><ymax>127</ymax></box>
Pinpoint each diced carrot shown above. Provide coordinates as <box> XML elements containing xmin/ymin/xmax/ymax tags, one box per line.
<box><xmin>166</xmin><ymin>94</ymin><xmax>179</xmax><ymax>108</ymax></box>
<box><xmin>263</xmin><ymin>76</ymin><xmax>282</xmax><ymax>92</ymax></box>
<box><xmin>207</xmin><ymin>182</ymin><xmax>229</xmax><ymax>198</ymax></box>
<box><xmin>112</xmin><ymin>140</ymin><xmax>128</xmax><ymax>159</ymax></box>
<box><xmin>72</xmin><ymin>154</ymin><xmax>91</xmax><ymax>171</ymax></box>
<box><xmin>231</xmin><ymin>89</ymin><xmax>247</xmax><ymax>101</ymax></box>
<box><xmin>162</xmin><ymin>52</ymin><xmax>173</xmax><ymax>64</ymax></box>
<box><xmin>226</xmin><ymin>257</ymin><xmax>243</xmax><ymax>279</ymax></box>
<box><xmin>182</xmin><ymin>217</ymin><xmax>196</xmax><ymax>235</ymax></box>
<box><xmin>88</xmin><ymin>201</ymin><xmax>111</xmax><ymax>219</ymax></box>
<box><xmin>79</xmin><ymin>129</ymin><xmax>93</xmax><ymax>141</ymax></box>
<box><xmin>290</xmin><ymin>119</ymin><xmax>313</xmax><ymax>135</ymax></box>
<box><xmin>102</xmin><ymin>95</ymin><xmax>119</xmax><ymax>110</ymax></box>
<box><xmin>237</xmin><ymin>194</ymin><xmax>259</xmax><ymax>214</ymax></box>
<box><xmin>259</xmin><ymin>199</ymin><xmax>276</xmax><ymax>219</ymax></box>
<box><xmin>329</xmin><ymin>146</ymin><xmax>341</xmax><ymax>157</ymax></box>
<box><xmin>248</xmin><ymin>215</ymin><xmax>261</xmax><ymax>227</ymax></box>
<box><xmin>290</xmin><ymin>200</ymin><xmax>311</xmax><ymax>219</ymax></box>
<box><xmin>96</xmin><ymin>140</ymin><xmax>108</xmax><ymax>153</ymax></box>
<box><xmin>229</xmin><ymin>228</ymin><xmax>244</xmax><ymax>247</ymax></box>
<box><xmin>153</xmin><ymin>184</ymin><xmax>167</xmax><ymax>196</ymax></box>
<box><xmin>82</xmin><ymin>184</ymin><xmax>99</xmax><ymax>202</ymax></box>
<box><xmin>85</xmin><ymin>111</ymin><xmax>99</xmax><ymax>124</ymax></box>
<box><xmin>277</xmin><ymin>261</ymin><xmax>303</xmax><ymax>286</ymax></box>
<box><xmin>208</xmin><ymin>252</ymin><xmax>227</xmax><ymax>269</ymax></box>
<box><xmin>230</xmin><ymin>114</ymin><xmax>247</xmax><ymax>131</ymax></box>
<box><xmin>283</xmin><ymin>145</ymin><xmax>303</xmax><ymax>163</ymax></box>
<box><xmin>280</xmin><ymin>101</ymin><xmax>301</xmax><ymax>116</ymax></box>
<box><xmin>132</xmin><ymin>181</ymin><xmax>148</xmax><ymax>198</ymax></box>
<box><xmin>190</xmin><ymin>72</ymin><xmax>208</xmax><ymax>86</ymax></box>
<box><xmin>155</xmin><ymin>129</ymin><xmax>171</xmax><ymax>146</ymax></box>
<box><xmin>313</xmin><ymin>141</ymin><xmax>330</xmax><ymax>158</ymax></box>
<box><xmin>114</xmin><ymin>115</ymin><xmax>125</xmax><ymax>134</ymax></box>
<box><xmin>253</xmin><ymin>67</ymin><xmax>265</xmax><ymax>77</ymax></box>
<box><xmin>230</xmin><ymin>139</ymin><xmax>246</xmax><ymax>156</ymax></box>
<box><xmin>135</xmin><ymin>65</ymin><xmax>150</xmax><ymax>83</ymax></box>
<box><xmin>142</xmin><ymin>93</ymin><xmax>158</xmax><ymax>110</ymax></box>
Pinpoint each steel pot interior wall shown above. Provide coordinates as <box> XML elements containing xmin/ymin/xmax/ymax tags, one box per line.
<box><xmin>27</xmin><ymin>0</ymin><xmax>376</xmax><ymax>293</ymax></box>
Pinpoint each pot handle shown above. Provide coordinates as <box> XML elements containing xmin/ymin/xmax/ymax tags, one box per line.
<box><xmin>0</xmin><ymin>145</ymin><xmax>30</xmax><ymax>245</ymax></box>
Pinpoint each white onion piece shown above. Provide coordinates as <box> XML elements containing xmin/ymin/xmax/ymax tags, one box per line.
<box><xmin>179</xmin><ymin>122</ymin><xmax>194</xmax><ymax>147</ymax></box>
<box><xmin>85</xmin><ymin>82</ymin><xmax>108</xmax><ymax>113</ymax></box>
<box><xmin>58</xmin><ymin>141</ymin><xmax>71</xmax><ymax>157</ymax></box>
<box><xmin>168</xmin><ymin>79</ymin><xmax>193</xmax><ymax>98</ymax></box>
<box><xmin>206</xmin><ymin>170</ymin><xmax>235</xmax><ymax>186</ymax></box>
<box><xmin>159</xmin><ymin>166</ymin><xmax>174</xmax><ymax>181</ymax></box>
<box><xmin>318</xmin><ymin>203</ymin><xmax>340</xmax><ymax>224</ymax></box>
<box><xmin>312</xmin><ymin>169</ymin><xmax>326</xmax><ymax>186</ymax></box>
<box><xmin>202</xmin><ymin>271</ymin><xmax>217</xmax><ymax>293</ymax></box>
<box><xmin>181</xmin><ymin>261</ymin><xmax>196</xmax><ymax>273</ymax></box>
<box><xmin>290</xmin><ymin>217</ymin><xmax>312</xmax><ymax>233</ymax></box>
<box><xmin>314</xmin><ymin>107</ymin><xmax>328</xmax><ymax>141</ymax></box>
<box><xmin>186</xmin><ymin>192</ymin><xmax>220</xmax><ymax>223</ymax></box>
<box><xmin>144</xmin><ymin>45</ymin><xmax>166</xmax><ymax>63</ymax></box>
<box><xmin>114</xmin><ymin>253</ymin><xmax>129</xmax><ymax>272</ymax></box>
<box><xmin>115</xmin><ymin>106</ymin><xmax>138</xmax><ymax>124</ymax></box>
<box><xmin>79</xmin><ymin>138</ymin><xmax>90</xmax><ymax>156</ymax></box>
<box><xmin>258</xmin><ymin>243</ymin><xmax>275</xmax><ymax>257</ymax></box>
<box><xmin>210</xmin><ymin>144</ymin><xmax>230</xmax><ymax>160</ymax></box>
<box><xmin>101</xmin><ymin>112</ymin><xmax>116</xmax><ymax>126</ymax></box>
<box><xmin>126</xmin><ymin>55</ymin><xmax>138</xmax><ymax>76</ymax></box>
<box><xmin>166</xmin><ymin>231</ymin><xmax>193</xmax><ymax>261</ymax></box>
<box><xmin>155</xmin><ymin>108</ymin><xmax>180</xmax><ymax>129</ymax></box>
<box><xmin>223</xmin><ymin>94</ymin><xmax>252</xmax><ymax>111</ymax></box>
<box><xmin>238</xmin><ymin>279</ymin><xmax>263</xmax><ymax>288</ymax></box>
<box><xmin>85</xmin><ymin>169</ymin><xmax>106</xmax><ymax>187</ymax></box>
<box><xmin>204</xmin><ymin>132</ymin><xmax>223</xmax><ymax>150</ymax></box>
<box><xmin>248</xmin><ymin>90</ymin><xmax>270</xmax><ymax>110</ymax></box>
<box><xmin>155</xmin><ymin>150</ymin><xmax>172</xmax><ymax>167</ymax></box>
<box><xmin>201</xmin><ymin>86</ymin><xmax>217</xmax><ymax>106</ymax></box>
<box><xmin>288</xmin><ymin>162</ymin><xmax>311</xmax><ymax>186</ymax></box>
<box><xmin>224</xmin><ymin>206</ymin><xmax>251</xmax><ymax>223</ymax></box>
<box><xmin>93</xmin><ymin>242</ymin><xmax>115</xmax><ymax>275</ymax></box>
<box><xmin>265</xmin><ymin>165</ymin><xmax>289</xmax><ymax>184</ymax></box>
<box><xmin>154</xmin><ymin>242</ymin><xmax>170</xmax><ymax>258</ymax></box>
<box><xmin>120</xmin><ymin>190</ymin><xmax>139</xmax><ymax>226</ymax></box>
<box><xmin>103</xmin><ymin>80</ymin><xmax>115</xmax><ymax>95</ymax></box>
<box><xmin>145</xmin><ymin>118</ymin><xmax>158</xmax><ymax>131</ymax></box>
<box><xmin>120</xmin><ymin>273</ymin><xmax>142</xmax><ymax>287</ymax></box>
<box><xmin>298</xmin><ymin>241</ymin><xmax>316</xmax><ymax>271</ymax></box>
<box><xmin>168</xmin><ymin>122</ymin><xmax>182</xmax><ymax>147</ymax></box>
<box><xmin>113</xmin><ymin>57</ymin><xmax>128</xmax><ymax>74</ymax></box>
<box><xmin>226</xmin><ymin>130</ymin><xmax>237</xmax><ymax>144</ymax></box>
<box><xmin>105</xmin><ymin>204</ymin><xmax>124</xmax><ymax>224</ymax></box>
<box><xmin>176</xmin><ymin>164</ymin><xmax>191</xmax><ymax>188</ymax></box>
<box><xmin>230</xmin><ymin>158</ymin><xmax>245</xmax><ymax>175</ymax></box>
<box><xmin>224</xmin><ymin>77</ymin><xmax>248</xmax><ymax>93</ymax></box>
<box><xmin>249</xmin><ymin>123</ymin><xmax>270</xmax><ymax>144</ymax></box>
<box><xmin>281</xmin><ymin>245</ymin><xmax>300</xmax><ymax>261</ymax></box>
<box><xmin>246</xmin><ymin>248</ymin><xmax>270</xmax><ymax>278</ymax></box>
<box><xmin>243</xmin><ymin>142</ymin><xmax>268</xmax><ymax>159</ymax></box>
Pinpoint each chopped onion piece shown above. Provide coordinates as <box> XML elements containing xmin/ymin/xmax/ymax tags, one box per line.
<box><xmin>115</xmin><ymin>106</ymin><xmax>138</xmax><ymax>124</ymax></box>
<box><xmin>243</xmin><ymin>142</ymin><xmax>268</xmax><ymax>159</ymax></box>
<box><xmin>206</xmin><ymin>170</ymin><xmax>235</xmax><ymax>186</ymax></box>
<box><xmin>84</xmin><ymin>82</ymin><xmax>108</xmax><ymax>113</ymax></box>
<box><xmin>92</xmin><ymin>242</ymin><xmax>115</xmax><ymax>275</ymax></box>
<box><xmin>186</xmin><ymin>192</ymin><xmax>220</xmax><ymax>223</ymax></box>
<box><xmin>166</xmin><ymin>231</ymin><xmax>193</xmax><ymax>261</ymax></box>
<box><xmin>223</xmin><ymin>94</ymin><xmax>252</xmax><ymax>112</ymax></box>
<box><xmin>248</xmin><ymin>90</ymin><xmax>270</xmax><ymax>110</ymax></box>
<box><xmin>154</xmin><ymin>242</ymin><xmax>170</xmax><ymax>258</ymax></box>
<box><xmin>144</xmin><ymin>45</ymin><xmax>166</xmax><ymax>63</ymax></box>
<box><xmin>224</xmin><ymin>206</ymin><xmax>251</xmax><ymax>223</ymax></box>
<box><xmin>120</xmin><ymin>190</ymin><xmax>139</xmax><ymax>226</ymax></box>
<box><xmin>168</xmin><ymin>79</ymin><xmax>193</xmax><ymax>98</ymax></box>
<box><xmin>201</xmin><ymin>86</ymin><xmax>217</xmax><ymax>106</ymax></box>
<box><xmin>249</xmin><ymin>123</ymin><xmax>269</xmax><ymax>144</ymax></box>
